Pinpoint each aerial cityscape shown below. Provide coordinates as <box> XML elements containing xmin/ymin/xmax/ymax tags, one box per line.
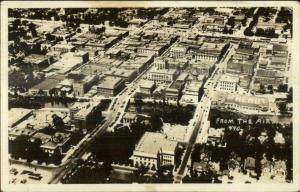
<box><xmin>7</xmin><ymin>7</ymin><xmax>293</xmax><ymax>184</ymax></box>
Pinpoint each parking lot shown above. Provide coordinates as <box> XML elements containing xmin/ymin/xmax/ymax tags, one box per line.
<box><xmin>9</xmin><ymin>163</ymin><xmax>53</xmax><ymax>184</ymax></box>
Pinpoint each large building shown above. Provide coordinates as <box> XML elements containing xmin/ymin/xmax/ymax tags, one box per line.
<box><xmin>52</xmin><ymin>43</ymin><xmax>76</xmax><ymax>53</ymax></box>
<box><xmin>71</xmin><ymin>102</ymin><xmax>102</xmax><ymax>133</ymax></box>
<box><xmin>254</xmin><ymin>69</ymin><xmax>285</xmax><ymax>88</ymax></box>
<box><xmin>105</xmin><ymin>68</ymin><xmax>137</xmax><ymax>84</ymax></box>
<box><xmin>29</xmin><ymin>74</ymin><xmax>65</xmax><ymax>96</ymax></box>
<box><xmin>139</xmin><ymin>80</ymin><xmax>156</xmax><ymax>95</ymax></box>
<box><xmin>233</xmin><ymin>48</ymin><xmax>255</xmax><ymax>60</ymax></box>
<box><xmin>131</xmin><ymin>132</ymin><xmax>178</xmax><ymax>169</ymax></box>
<box><xmin>256</xmin><ymin>17</ymin><xmax>286</xmax><ymax>34</ymax></box>
<box><xmin>71</xmin><ymin>74</ymin><xmax>99</xmax><ymax>97</ymax></box>
<box><xmin>137</xmin><ymin>42</ymin><xmax>168</xmax><ymax>56</ymax></box>
<box><xmin>43</xmin><ymin>51</ymin><xmax>89</xmax><ymax>75</ymax></box>
<box><xmin>36</xmin><ymin>132</ymin><xmax>71</xmax><ymax>156</ymax></box>
<box><xmin>147</xmin><ymin>67</ymin><xmax>179</xmax><ymax>83</ymax></box>
<box><xmin>97</xmin><ymin>76</ymin><xmax>125</xmax><ymax>97</ymax></box>
<box><xmin>217</xmin><ymin>74</ymin><xmax>239</xmax><ymax>93</ymax></box>
<box><xmin>22</xmin><ymin>54</ymin><xmax>54</xmax><ymax>71</ymax></box>
<box><xmin>181</xmin><ymin>81</ymin><xmax>203</xmax><ymax>103</ymax></box>
<box><xmin>165</xmin><ymin>73</ymin><xmax>188</xmax><ymax>101</ymax></box>
<box><xmin>226</xmin><ymin>59</ymin><xmax>256</xmax><ymax>76</ymax></box>
<box><xmin>155</xmin><ymin>57</ymin><xmax>189</xmax><ymax>71</ymax></box>
<box><xmin>211</xmin><ymin>92</ymin><xmax>269</xmax><ymax>114</ymax></box>
<box><xmin>190</xmin><ymin>42</ymin><xmax>229</xmax><ymax>62</ymax></box>
<box><xmin>170</xmin><ymin>45</ymin><xmax>188</xmax><ymax>58</ymax></box>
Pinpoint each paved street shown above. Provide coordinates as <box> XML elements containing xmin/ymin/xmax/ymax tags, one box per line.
<box><xmin>48</xmin><ymin>23</ymin><xmax>178</xmax><ymax>184</ymax></box>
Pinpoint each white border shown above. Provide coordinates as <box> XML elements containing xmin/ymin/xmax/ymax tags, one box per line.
<box><xmin>1</xmin><ymin>1</ymin><xmax>300</xmax><ymax>192</ymax></box>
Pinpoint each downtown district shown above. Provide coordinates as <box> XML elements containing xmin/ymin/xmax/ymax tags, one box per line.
<box><xmin>7</xmin><ymin>7</ymin><xmax>293</xmax><ymax>184</ymax></box>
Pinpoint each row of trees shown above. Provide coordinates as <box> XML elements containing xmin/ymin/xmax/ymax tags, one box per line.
<box><xmin>133</xmin><ymin>98</ymin><xmax>196</xmax><ymax>126</ymax></box>
<box><xmin>9</xmin><ymin>136</ymin><xmax>62</xmax><ymax>165</ymax></box>
<box><xmin>275</xmin><ymin>7</ymin><xmax>292</xmax><ymax>24</ymax></box>
<box><xmin>61</xmin><ymin>161</ymin><xmax>113</xmax><ymax>184</ymax></box>
<box><xmin>9</xmin><ymin>69</ymin><xmax>45</xmax><ymax>89</ymax></box>
<box><xmin>255</xmin><ymin>28</ymin><xmax>279</xmax><ymax>38</ymax></box>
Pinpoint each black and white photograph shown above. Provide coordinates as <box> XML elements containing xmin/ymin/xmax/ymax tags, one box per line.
<box><xmin>1</xmin><ymin>1</ymin><xmax>299</xmax><ymax>191</ymax></box>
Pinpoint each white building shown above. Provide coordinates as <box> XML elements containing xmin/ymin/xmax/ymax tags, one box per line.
<box><xmin>170</xmin><ymin>45</ymin><xmax>188</xmax><ymax>58</ymax></box>
<box><xmin>147</xmin><ymin>67</ymin><xmax>179</xmax><ymax>83</ymax></box>
<box><xmin>181</xmin><ymin>81</ymin><xmax>203</xmax><ymax>103</ymax></box>
<box><xmin>131</xmin><ymin>132</ymin><xmax>178</xmax><ymax>169</ymax></box>
<box><xmin>217</xmin><ymin>74</ymin><xmax>239</xmax><ymax>93</ymax></box>
<box><xmin>211</xmin><ymin>92</ymin><xmax>270</xmax><ymax>114</ymax></box>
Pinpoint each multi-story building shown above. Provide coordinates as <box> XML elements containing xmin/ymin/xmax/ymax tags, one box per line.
<box><xmin>131</xmin><ymin>132</ymin><xmax>178</xmax><ymax>169</ymax></box>
<box><xmin>207</xmin><ymin>128</ymin><xmax>225</xmax><ymax>146</ymax></box>
<box><xmin>165</xmin><ymin>73</ymin><xmax>188</xmax><ymax>101</ymax></box>
<box><xmin>233</xmin><ymin>48</ymin><xmax>255</xmax><ymax>60</ymax></box>
<box><xmin>147</xmin><ymin>68</ymin><xmax>179</xmax><ymax>83</ymax></box>
<box><xmin>71</xmin><ymin>102</ymin><xmax>102</xmax><ymax>133</ymax></box>
<box><xmin>181</xmin><ymin>81</ymin><xmax>203</xmax><ymax>103</ymax></box>
<box><xmin>254</xmin><ymin>69</ymin><xmax>285</xmax><ymax>88</ymax></box>
<box><xmin>226</xmin><ymin>59</ymin><xmax>256</xmax><ymax>76</ymax></box>
<box><xmin>211</xmin><ymin>92</ymin><xmax>269</xmax><ymax>113</ymax></box>
<box><xmin>217</xmin><ymin>74</ymin><xmax>239</xmax><ymax>93</ymax></box>
<box><xmin>72</xmin><ymin>74</ymin><xmax>99</xmax><ymax>97</ymax></box>
<box><xmin>139</xmin><ymin>80</ymin><xmax>156</xmax><ymax>95</ymax></box>
<box><xmin>190</xmin><ymin>42</ymin><xmax>229</xmax><ymax>62</ymax></box>
<box><xmin>97</xmin><ymin>76</ymin><xmax>125</xmax><ymax>97</ymax></box>
<box><xmin>154</xmin><ymin>58</ymin><xmax>168</xmax><ymax>70</ymax></box>
<box><xmin>105</xmin><ymin>68</ymin><xmax>137</xmax><ymax>84</ymax></box>
<box><xmin>170</xmin><ymin>45</ymin><xmax>188</xmax><ymax>58</ymax></box>
<box><xmin>52</xmin><ymin>43</ymin><xmax>76</xmax><ymax>53</ymax></box>
<box><xmin>22</xmin><ymin>54</ymin><xmax>54</xmax><ymax>71</ymax></box>
<box><xmin>36</xmin><ymin>132</ymin><xmax>71</xmax><ymax>156</ymax></box>
<box><xmin>137</xmin><ymin>42</ymin><xmax>168</xmax><ymax>57</ymax></box>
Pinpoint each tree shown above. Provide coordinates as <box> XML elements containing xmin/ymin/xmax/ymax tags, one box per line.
<box><xmin>52</xmin><ymin>114</ymin><xmax>65</xmax><ymax>129</ymax></box>
<box><xmin>12</xmin><ymin>19</ymin><xmax>21</xmax><ymax>29</ymax></box>
<box><xmin>242</xmin><ymin>17</ymin><xmax>247</xmax><ymax>26</ymax></box>
<box><xmin>277</xmin><ymin>84</ymin><xmax>288</xmax><ymax>92</ymax></box>
<box><xmin>9</xmin><ymin>135</ymin><xmax>30</xmax><ymax>160</ymax></box>
<box><xmin>149</xmin><ymin>113</ymin><xmax>163</xmax><ymax>132</ymax></box>
<box><xmin>267</xmin><ymin>85</ymin><xmax>273</xmax><ymax>94</ymax></box>
<box><xmin>223</xmin><ymin>26</ymin><xmax>229</xmax><ymax>34</ymax></box>
<box><xmin>28</xmin><ymin>22</ymin><xmax>37</xmax><ymax>37</ymax></box>
<box><xmin>51</xmin><ymin>148</ymin><xmax>62</xmax><ymax>165</ymax></box>
<box><xmin>134</xmin><ymin>94</ymin><xmax>143</xmax><ymax>112</ymax></box>
<box><xmin>277</xmin><ymin>102</ymin><xmax>287</xmax><ymax>114</ymax></box>
<box><xmin>255</xmin><ymin>28</ymin><xmax>265</xmax><ymax>36</ymax></box>
<box><xmin>22</xmin><ymin>20</ymin><xmax>28</xmax><ymax>26</ymax></box>
<box><xmin>287</xmin><ymin>88</ymin><xmax>293</xmax><ymax>102</ymax></box>
<box><xmin>227</xmin><ymin>17</ymin><xmax>235</xmax><ymax>28</ymax></box>
<box><xmin>204</xmin><ymin>8</ymin><xmax>215</xmax><ymax>15</ymax></box>
<box><xmin>244</xmin><ymin>27</ymin><xmax>254</xmax><ymax>36</ymax></box>
<box><xmin>265</xmin><ymin>28</ymin><xmax>278</xmax><ymax>38</ymax></box>
<box><xmin>28</xmin><ymin>138</ymin><xmax>47</xmax><ymax>163</ymax></box>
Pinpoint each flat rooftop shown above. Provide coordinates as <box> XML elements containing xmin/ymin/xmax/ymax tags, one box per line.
<box><xmin>30</xmin><ymin>75</ymin><xmax>65</xmax><ymax>90</ymax></box>
<box><xmin>98</xmin><ymin>76</ymin><xmax>123</xmax><ymax>90</ymax></box>
<box><xmin>23</xmin><ymin>54</ymin><xmax>51</xmax><ymax>64</ymax></box>
<box><xmin>140</xmin><ymin>80</ymin><xmax>155</xmax><ymax>89</ymax></box>
<box><xmin>8</xmin><ymin>108</ymin><xmax>33</xmax><ymax>128</ymax></box>
<box><xmin>134</xmin><ymin>132</ymin><xmax>177</xmax><ymax>156</ymax></box>
<box><xmin>219</xmin><ymin>74</ymin><xmax>239</xmax><ymax>83</ymax></box>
